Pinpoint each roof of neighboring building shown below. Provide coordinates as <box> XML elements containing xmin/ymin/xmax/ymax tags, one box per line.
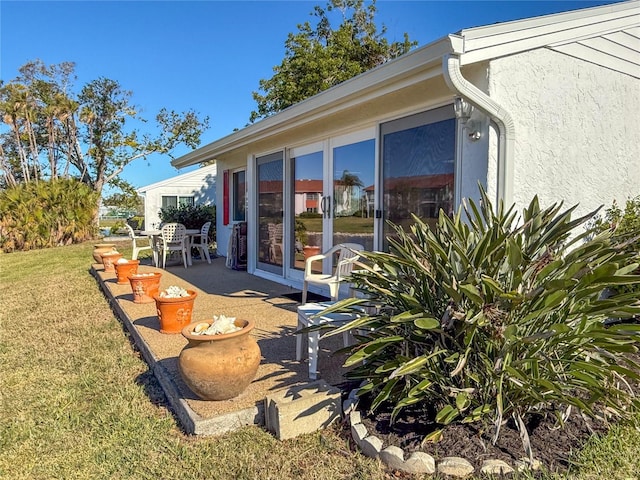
<box><xmin>137</xmin><ymin>163</ymin><xmax>217</xmax><ymax>193</ymax></box>
<box><xmin>171</xmin><ymin>1</ymin><xmax>639</xmax><ymax>169</ymax></box>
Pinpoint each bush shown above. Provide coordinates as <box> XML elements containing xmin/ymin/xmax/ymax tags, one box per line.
<box><xmin>0</xmin><ymin>179</ymin><xmax>98</xmax><ymax>252</ymax></box>
<box><xmin>159</xmin><ymin>204</ymin><xmax>216</xmax><ymax>240</ymax></box>
<box><xmin>325</xmin><ymin>187</ymin><xmax>640</xmax><ymax>460</ymax></box>
<box><xmin>590</xmin><ymin>196</ymin><xmax>640</xmax><ymax>296</ymax></box>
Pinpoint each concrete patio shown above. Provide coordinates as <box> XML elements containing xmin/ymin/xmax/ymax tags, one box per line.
<box><xmin>91</xmin><ymin>252</ymin><xmax>351</xmax><ymax>436</ymax></box>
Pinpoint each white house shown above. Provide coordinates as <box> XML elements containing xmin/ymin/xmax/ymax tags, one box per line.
<box><xmin>171</xmin><ymin>1</ymin><xmax>639</xmax><ymax>295</ymax></box>
<box><xmin>137</xmin><ymin>164</ymin><xmax>217</xmax><ymax>230</ymax></box>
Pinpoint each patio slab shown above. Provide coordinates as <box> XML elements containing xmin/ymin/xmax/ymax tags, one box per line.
<box><xmin>91</xmin><ymin>255</ymin><xmax>350</xmax><ymax>436</ymax></box>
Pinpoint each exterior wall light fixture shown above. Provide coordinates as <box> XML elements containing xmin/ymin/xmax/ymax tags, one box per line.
<box><xmin>454</xmin><ymin>97</ymin><xmax>482</xmax><ymax>141</ymax></box>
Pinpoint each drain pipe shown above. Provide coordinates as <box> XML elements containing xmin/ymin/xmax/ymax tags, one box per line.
<box><xmin>443</xmin><ymin>52</ymin><xmax>516</xmax><ymax>208</ymax></box>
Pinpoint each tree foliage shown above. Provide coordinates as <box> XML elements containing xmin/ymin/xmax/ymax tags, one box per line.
<box><xmin>0</xmin><ymin>60</ymin><xmax>209</xmax><ymax>224</ymax></box>
<box><xmin>250</xmin><ymin>0</ymin><xmax>416</xmax><ymax>122</ymax></box>
<box><xmin>0</xmin><ymin>178</ymin><xmax>98</xmax><ymax>251</ymax></box>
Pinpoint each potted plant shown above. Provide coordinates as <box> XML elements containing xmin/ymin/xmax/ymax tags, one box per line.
<box><xmin>153</xmin><ymin>286</ymin><xmax>197</xmax><ymax>334</ymax></box>
<box><xmin>178</xmin><ymin>316</ymin><xmax>261</xmax><ymax>401</ymax></box>
<box><xmin>128</xmin><ymin>272</ymin><xmax>162</xmax><ymax>304</ymax></box>
<box><xmin>296</xmin><ymin>218</ymin><xmax>321</xmax><ymax>260</ymax></box>
<box><xmin>114</xmin><ymin>258</ymin><xmax>140</xmax><ymax>284</ymax></box>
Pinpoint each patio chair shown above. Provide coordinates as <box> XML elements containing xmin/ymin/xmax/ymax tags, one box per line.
<box><xmin>302</xmin><ymin>243</ymin><xmax>364</xmax><ymax>304</ymax></box>
<box><xmin>125</xmin><ymin>224</ymin><xmax>153</xmax><ymax>260</ymax></box>
<box><xmin>159</xmin><ymin>223</ymin><xmax>189</xmax><ymax>269</ymax></box>
<box><xmin>191</xmin><ymin>221</ymin><xmax>212</xmax><ymax>264</ymax></box>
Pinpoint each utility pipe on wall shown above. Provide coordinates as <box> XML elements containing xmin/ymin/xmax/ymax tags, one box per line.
<box><xmin>442</xmin><ymin>52</ymin><xmax>516</xmax><ymax>208</ymax></box>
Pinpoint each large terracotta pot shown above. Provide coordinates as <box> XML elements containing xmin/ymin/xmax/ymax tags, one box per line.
<box><xmin>153</xmin><ymin>290</ymin><xmax>198</xmax><ymax>334</ymax></box>
<box><xmin>114</xmin><ymin>259</ymin><xmax>140</xmax><ymax>284</ymax></box>
<box><xmin>178</xmin><ymin>319</ymin><xmax>261</xmax><ymax>401</ymax></box>
<box><xmin>101</xmin><ymin>251</ymin><xmax>123</xmax><ymax>272</ymax></box>
<box><xmin>128</xmin><ymin>272</ymin><xmax>162</xmax><ymax>304</ymax></box>
<box><xmin>93</xmin><ymin>243</ymin><xmax>116</xmax><ymax>263</ymax></box>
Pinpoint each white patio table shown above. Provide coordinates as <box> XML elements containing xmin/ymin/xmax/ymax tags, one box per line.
<box><xmin>296</xmin><ymin>301</ymin><xmax>360</xmax><ymax>380</ymax></box>
<box><xmin>141</xmin><ymin>228</ymin><xmax>200</xmax><ymax>267</ymax></box>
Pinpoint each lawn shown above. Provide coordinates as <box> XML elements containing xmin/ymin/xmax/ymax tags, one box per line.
<box><xmin>1</xmin><ymin>242</ymin><xmax>639</xmax><ymax>479</ymax></box>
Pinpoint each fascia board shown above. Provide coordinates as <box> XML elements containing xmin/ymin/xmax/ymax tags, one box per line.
<box><xmin>171</xmin><ymin>37</ymin><xmax>453</xmax><ymax>168</ymax></box>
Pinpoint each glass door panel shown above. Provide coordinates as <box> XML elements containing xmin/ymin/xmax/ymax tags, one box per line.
<box><xmin>381</xmin><ymin>107</ymin><xmax>455</xmax><ymax>250</ymax></box>
<box><xmin>290</xmin><ymin>150</ymin><xmax>323</xmax><ymax>273</ymax></box>
<box><xmin>256</xmin><ymin>152</ymin><xmax>284</xmax><ymax>275</ymax></box>
<box><xmin>332</xmin><ymin>139</ymin><xmax>375</xmax><ymax>256</ymax></box>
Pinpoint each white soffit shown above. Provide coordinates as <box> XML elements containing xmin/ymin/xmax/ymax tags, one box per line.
<box><xmin>459</xmin><ymin>0</ymin><xmax>640</xmax><ymax>66</ymax></box>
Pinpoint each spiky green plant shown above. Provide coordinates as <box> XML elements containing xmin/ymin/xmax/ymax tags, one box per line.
<box><xmin>324</xmin><ymin>187</ymin><xmax>640</xmax><ymax>460</ymax></box>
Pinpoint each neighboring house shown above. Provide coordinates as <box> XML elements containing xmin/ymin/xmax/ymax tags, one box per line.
<box><xmin>171</xmin><ymin>1</ymin><xmax>639</xmax><ymax>296</ymax></box>
<box><xmin>137</xmin><ymin>164</ymin><xmax>217</xmax><ymax>230</ymax></box>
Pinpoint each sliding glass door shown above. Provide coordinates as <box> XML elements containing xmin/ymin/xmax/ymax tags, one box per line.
<box><xmin>256</xmin><ymin>151</ymin><xmax>284</xmax><ymax>275</ymax></box>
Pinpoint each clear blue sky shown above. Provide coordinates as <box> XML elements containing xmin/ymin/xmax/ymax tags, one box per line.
<box><xmin>0</xmin><ymin>0</ymin><xmax>623</xmax><ymax>195</ymax></box>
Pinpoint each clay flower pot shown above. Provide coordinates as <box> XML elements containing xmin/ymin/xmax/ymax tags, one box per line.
<box><xmin>154</xmin><ymin>289</ymin><xmax>198</xmax><ymax>334</ymax></box>
<box><xmin>128</xmin><ymin>272</ymin><xmax>162</xmax><ymax>304</ymax></box>
<box><xmin>303</xmin><ymin>245</ymin><xmax>321</xmax><ymax>260</ymax></box>
<box><xmin>179</xmin><ymin>319</ymin><xmax>261</xmax><ymax>401</ymax></box>
<box><xmin>101</xmin><ymin>251</ymin><xmax>123</xmax><ymax>272</ymax></box>
<box><xmin>114</xmin><ymin>259</ymin><xmax>140</xmax><ymax>285</ymax></box>
<box><xmin>93</xmin><ymin>243</ymin><xmax>116</xmax><ymax>264</ymax></box>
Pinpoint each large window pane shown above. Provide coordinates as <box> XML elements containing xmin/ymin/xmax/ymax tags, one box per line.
<box><xmin>333</xmin><ymin>139</ymin><xmax>375</xmax><ymax>252</ymax></box>
<box><xmin>233</xmin><ymin>170</ymin><xmax>247</xmax><ymax>222</ymax></box>
<box><xmin>257</xmin><ymin>152</ymin><xmax>284</xmax><ymax>273</ymax></box>
<box><xmin>291</xmin><ymin>150</ymin><xmax>323</xmax><ymax>271</ymax></box>
<box><xmin>381</xmin><ymin>108</ymin><xmax>455</xmax><ymax>247</ymax></box>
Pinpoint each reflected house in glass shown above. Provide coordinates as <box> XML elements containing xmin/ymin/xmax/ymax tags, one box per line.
<box><xmin>169</xmin><ymin>2</ymin><xmax>639</xmax><ymax>298</ymax></box>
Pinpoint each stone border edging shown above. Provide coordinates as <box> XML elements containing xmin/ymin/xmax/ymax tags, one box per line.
<box><xmin>344</xmin><ymin>389</ymin><xmax>544</xmax><ymax>477</ymax></box>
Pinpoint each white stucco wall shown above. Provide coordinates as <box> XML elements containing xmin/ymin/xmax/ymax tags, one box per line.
<box><xmin>138</xmin><ymin>164</ymin><xmax>217</xmax><ymax>230</ymax></box>
<box><xmin>489</xmin><ymin>48</ymin><xmax>640</xmax><ymax>221</ymax></box>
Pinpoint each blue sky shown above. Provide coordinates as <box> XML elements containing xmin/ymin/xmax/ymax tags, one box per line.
<box><xmin>0</xmin><ymin>0</ymin><xmax>623</xmax><ymax>194</ymax></box>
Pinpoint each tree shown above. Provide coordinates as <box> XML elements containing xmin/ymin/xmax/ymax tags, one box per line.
<box><xmin>250</xmin><ymin>0</ymin><xmax>416</xmax><ymax>122</ymax></box>
<box><xmin>0</xmin><ymin>60</ymin><xmax>209</xmax><ymax>225</ymax></box>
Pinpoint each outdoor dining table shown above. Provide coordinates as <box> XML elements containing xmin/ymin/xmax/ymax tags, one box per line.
<box><xmin>141</xmin><ymin>228</ymin><xmax>200</xmax><ymax>267</ymax></box>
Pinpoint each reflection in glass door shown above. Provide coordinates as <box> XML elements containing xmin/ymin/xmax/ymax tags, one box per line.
<box><xmin>332</xmin><ymin>139</ymin><xmax>375</xmax><ymax>254</ymax></box>
<box><xmin>380</xmin><ymin>107</ymin><xmax>455</xmax><ymax>250</ymax></box>
<box><xmin>256</xmin><ymin>152</ymin><xmax>284</xmax><ymax>275</ymax></box>
<box><xmin>290</xmin><ymin>149</ymin><xmax>323</xmax><ymax>273</ymax></box>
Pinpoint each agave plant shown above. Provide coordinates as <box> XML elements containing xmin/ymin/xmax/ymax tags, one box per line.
<box><xmin>324</xmin><ymin>187</ymin><xmax>640</xmax><ymax>461</ymax></box>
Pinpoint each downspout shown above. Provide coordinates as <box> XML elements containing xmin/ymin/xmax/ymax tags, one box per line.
<box><xmin>442</xmin><ymin>50</ymin><xmax>516</xmax><ymax>208</ymax></box>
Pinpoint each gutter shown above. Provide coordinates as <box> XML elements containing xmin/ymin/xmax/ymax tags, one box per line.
<box><xmin>442</xmin><ymin>38</ymin><xmax>515</xmax><ymax>207</ymax></box>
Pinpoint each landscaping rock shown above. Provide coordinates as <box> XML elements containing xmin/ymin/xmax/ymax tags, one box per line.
<box><xmin>360</xmin><ymin>435</ymin><xmax>383</xmax><ymax>458</ymax></box>
<box><xmin>480</xmin><ymin>459</ymin><xmax>514</xmax><ymax>475</ymax></box>
<box><xmin>438</xmin><ymin>456</ymin><xmax>474</xmax><ymax>477</ymax></box>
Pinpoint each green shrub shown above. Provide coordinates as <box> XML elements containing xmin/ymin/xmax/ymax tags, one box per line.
<box><xmin>0</xmin><ymin>179</ymin><xmax>98</xmax><ymax>252</ymax></box>
<box><xmin>590</xmin><ymin>196</ymin><xmax>640</xmax><ymax>295</ymax></box>
<box><xmin>127</xmin><ymin>216</ymin><xmax>145</xmax><ymax>230</ymax></box>
<box><xmin>325</xmin><ymin>187</ymin><xmax>640</xmax><ymax>460</ymax></box>
<box><xmin>159</xmin><ymin>204</ymin><xmax>215</xmax><ymax>240</ymax></box>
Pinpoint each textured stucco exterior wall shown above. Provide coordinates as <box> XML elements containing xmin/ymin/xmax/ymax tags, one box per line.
<box><xmin>488</xmin><ymin>48</ymin><xmax>640</xmax><ymax>219</ymax></box>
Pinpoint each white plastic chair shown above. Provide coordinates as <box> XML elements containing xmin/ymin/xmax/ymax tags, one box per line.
<box><xmin>159</xmin><ymin>223</ymin><xmax>189</xmax><ymax>269</ymax></box>
<box><xmin>125</xmin><ymin>224</ymin><xmax>153</xmax><ymax>260</ymax></box>
<box><xmin>191</xmin><ymin>221</ymin><xmax>212</xmax><ymax>264</ymax></box>
<box><xmin>302</xmin><ymin>243</ymin><xmax>364</xmax><ymax>304</ymax></box>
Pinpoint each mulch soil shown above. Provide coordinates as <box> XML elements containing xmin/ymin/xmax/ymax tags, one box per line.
<box><xmin>351</xmin><ymin>352</ymin><xmax>640</xmax><ymax>475</ymax></box>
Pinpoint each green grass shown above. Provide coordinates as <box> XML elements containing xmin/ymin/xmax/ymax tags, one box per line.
<box><xmin>1</xmin><ymin>243</ymin><xmax>639</xmax><ymax>479</ymax></box>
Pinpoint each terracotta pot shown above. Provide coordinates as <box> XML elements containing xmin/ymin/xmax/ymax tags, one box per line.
<box><xmin>154</xmin><ymin>290</ymin><xmax>198</xmax><ymax>334</ymax></box>
<box><xmin>114</xmin><ymin>259</ymin><xmax>140</xmax><ymax>284</ymax></box>
<box><xmin>101</xmin><ymin>251</ymin><xmax>123</xmax><ymax>273</ymax></box>
<box><xmin>93</xmin><ymin>243</ymin><xmax>116</xmax><ymax>263</ymax></box>
<box><xmin>303</xmin><ymin>245</ymin><xmax>321</xmax><ymax>260</ymax></box>
<box><xmin>178</xmin><ymin>319</ymin><xmax>261</xmax><ymax>401</ymax></box>
<box><xmin>128</xmin><ymin>272</ymin><xmax>162</xmax><ymax>304</ymax></box>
